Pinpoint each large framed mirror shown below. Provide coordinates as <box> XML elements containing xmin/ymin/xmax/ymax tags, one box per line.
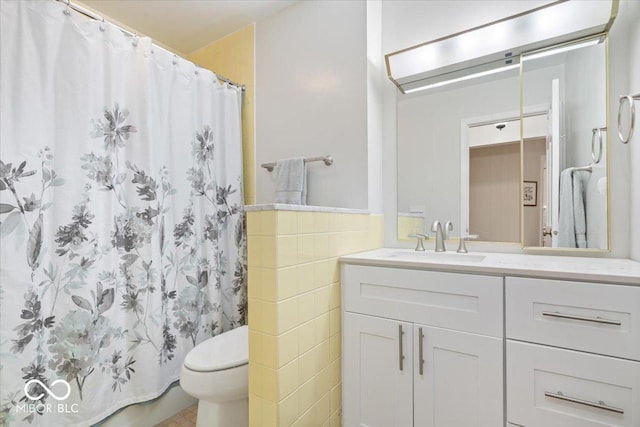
<box><xmin>396</xmin><ymin>34</ymin><xmax>610</xmax><ymax>251</ymax></box>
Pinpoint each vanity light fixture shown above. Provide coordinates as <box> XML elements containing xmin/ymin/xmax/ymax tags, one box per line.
<box><xmin>386</xmin><ymin>0</ymin><xmax>618</xmax><ymax>94</ymax></box>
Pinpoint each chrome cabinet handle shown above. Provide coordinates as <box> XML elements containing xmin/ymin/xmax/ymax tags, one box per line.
<box><xmin>398</xmin><ymin>324</ymin><xmax>405</xmax><ymax>371</ymax></box>
<box><xmin>545</xmin><ymin>391</ymin><xmax>624</xmax><ymax>414</ymax></box>
<box><xmin>418</xmin><ymin>327</ymin><xmax>425</xmax><ymax>376</ymax></box>
<box><xmin>542</xmin><ymin>311</ymin><xmax>621</xmax><ymax>326</ymax></box>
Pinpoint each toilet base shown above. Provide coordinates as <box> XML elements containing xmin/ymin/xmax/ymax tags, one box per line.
<box><xmin>196</xmin><ymin>397</ymin><xmax>248</xmax><ymax>427</ymax></box>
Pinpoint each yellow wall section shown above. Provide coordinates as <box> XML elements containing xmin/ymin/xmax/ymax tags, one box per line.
<box><xmin>188</xmin><ymin>25</ymin><xmax>256</xmax><ymax>205</ymax></box>
<box><xmin>397</xmin><ymin>214</ymin><xmax>425</xmax><ymax>241</ymax></box>
<box><xmin>247</xmin><ymin>209</ymin><xmax>383</xmax><ymax>427</ymax></box>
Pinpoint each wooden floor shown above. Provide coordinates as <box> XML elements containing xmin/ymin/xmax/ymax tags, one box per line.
<box><xmin>154</xmin><ymin>404</ymin><xmax>197</xmax><ymax>427</ymax></box>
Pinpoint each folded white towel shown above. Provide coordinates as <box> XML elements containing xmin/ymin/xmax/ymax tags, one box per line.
<box><xmin>274</xmin><ymin>157</ymin><xmax>307</xmax><ymax>205</ymax></box>
<box><xmin>558</xmin><ymin>168</ymin><xmax>587</xmax><ymax>248</ymax></box>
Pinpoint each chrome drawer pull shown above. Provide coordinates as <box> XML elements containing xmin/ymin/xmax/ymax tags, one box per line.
<box><xmin>418</xmin><ymin>327</ymin><xmax>425</xmax><ymax>376</ymax></box>
<box><xmin>398</xmin><ymin>324</ymin><xmax>405</xmax><ymax>371</ymax></box>
<box><xmin>545</xmin><ymin>391</ymin><xmax>624</xmax><ymax>414</ymax></box>
<box><xmin>542</xmin><ymin>311</ymin><xmax>622</xmax><ymax>326</ymax></box>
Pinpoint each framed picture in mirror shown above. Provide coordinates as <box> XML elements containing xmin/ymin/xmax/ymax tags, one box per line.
<box><xmin>523</xmin><ymin>181</ymin><xmax>537</xmax><ymax>207</ymax></box>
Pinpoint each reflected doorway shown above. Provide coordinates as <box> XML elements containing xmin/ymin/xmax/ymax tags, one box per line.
<box><xmin>465</xmin><ymin>113</ymin><xmax>548</xmax><ymax>245</ymax></box>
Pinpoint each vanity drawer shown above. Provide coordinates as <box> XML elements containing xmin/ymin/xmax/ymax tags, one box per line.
<box><xmin>506</xmin><ymin>277</ymin><xmax>640</xmax><ymax>360</ymax></box>
<box><xmin>507</xmin><ymin>341</ymin><xmax>640</xmax><ymax>427</ymax></box>
<box><xmin>342</xmin><ymin>265</ymin><xmax>503</xmax><ymax>337</ymax></box>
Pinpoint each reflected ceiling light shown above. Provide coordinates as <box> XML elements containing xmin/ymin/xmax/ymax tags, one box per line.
<box><xmin>404</xmin><ymin>64</ymin><xmax>519</xmax><ymax>94</ymax></box>
<box><xmin>386</xmin><ymin>0</ymin><xmax>618</xmax><ymax>94</ymax></box>
<box><xmin>522</xmin><ymin>36</ymin><xmax>603</xmax><ymax>61</ymax></box>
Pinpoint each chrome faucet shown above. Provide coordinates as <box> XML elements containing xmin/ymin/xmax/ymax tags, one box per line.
<box><xmin>431</xmin><ymin>221</ymin><xmax>446</xmax><ymax>252</ymax></box>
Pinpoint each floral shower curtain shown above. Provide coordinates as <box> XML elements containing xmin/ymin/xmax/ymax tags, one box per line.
<box><xmin>0</xmin><ymin>1</ymin><xmax>246</xmax><ymax>426</ymax></box>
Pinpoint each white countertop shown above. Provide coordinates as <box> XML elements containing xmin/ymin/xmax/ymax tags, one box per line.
<box><xmin>340</xmin><ymin>248</ymin><xmax>640</xmax><ymax>285</ymax></box>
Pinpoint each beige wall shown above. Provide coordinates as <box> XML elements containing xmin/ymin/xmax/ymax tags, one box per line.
<box><xmin>246</xmin><ymin>209</ymin><xmax>383</xmax><ymax>427</ymax></box>
<box><xmin>523</xmin><ymin>139</ymin><xmax>547</xmax><ymax>247</ymax></box>
<box><xmin>188</xmin><ymin>25</ymin><xmax>256</xmax><ymax>205</ymax></box>
<box><xmin>468</xmin><ymin>139</ymin><xmax>546</xmax><ymax>245</ymax></box>
<box><xmin>469</xmin><ymin>143</ymin><xmax>520</xmax><ymax>242</ymax></box>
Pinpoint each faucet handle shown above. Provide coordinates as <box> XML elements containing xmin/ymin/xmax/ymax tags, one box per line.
<box><xmin>456</xmin><ymin>236</ymin><xmax>469</xmax><ymax>253</ymax></box>
<box><xmin>408</xmin><ymin>233</ymin><xmax>429</xmax><ymax>251</ymax></box>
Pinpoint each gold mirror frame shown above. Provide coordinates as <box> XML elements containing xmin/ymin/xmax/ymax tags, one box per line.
<box><xmin>520</xmin><ymin>33</ymin><xmax>611</xmax><ymax>253</ymax></box>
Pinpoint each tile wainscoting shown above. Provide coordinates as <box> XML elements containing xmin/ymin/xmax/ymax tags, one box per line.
<box><xmin>246</xmin><ymin>205</ymin><xmax>383</xmax><ymax>427</ymax></box>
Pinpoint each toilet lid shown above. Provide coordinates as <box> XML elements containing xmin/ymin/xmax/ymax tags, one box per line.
<box><xmin>184</xmin><ymin>325</ymin><xmax>248</xmax><ymax>372</ymax></box>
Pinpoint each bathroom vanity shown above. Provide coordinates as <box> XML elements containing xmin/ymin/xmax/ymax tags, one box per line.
<box><xmin>340</xmin><ymin>249</ymin><xmax>640</xmax><ymax>427</ymax></box>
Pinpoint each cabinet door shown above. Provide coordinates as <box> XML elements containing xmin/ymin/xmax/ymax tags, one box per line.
<box><xmin>414</xmin><ymin>325</ymin><xmax>504</xmax><ymax>427</ymax></box>
<box><xmin>343</xmin><ymin>312</ymin><xmax>413</xmax><ymax>427</ymax></box>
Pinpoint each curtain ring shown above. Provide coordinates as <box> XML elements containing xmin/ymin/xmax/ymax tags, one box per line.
<box><xmin>618</xmin><ymin>95</ymin><xmax>635</xmax><ymax>144</ymax></box>
<box><xmin>591</xmin><ymin>128</ymin><xmax>603</xmax><ymax>164</ymax></box>
<box><xmin>99</xmin><ymin>17</ymin><xmax>106</xmax><ymax>32</ymax></box>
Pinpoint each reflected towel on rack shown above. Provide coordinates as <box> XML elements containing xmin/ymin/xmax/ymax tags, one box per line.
<box><xmin>274</xmin><ymin>157</ymin><xmax>307</xmax><ymax>205</ymax></box>
<box><xmin>558</xmin><ymin>169</ymin><xmax>587</xmax><ymax>248</ymax></box>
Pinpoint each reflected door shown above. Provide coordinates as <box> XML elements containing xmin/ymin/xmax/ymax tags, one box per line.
<box><xmin>547</xmin><ymin>78</ymin><xmax>562</xmax><ymax>247</ymax></box>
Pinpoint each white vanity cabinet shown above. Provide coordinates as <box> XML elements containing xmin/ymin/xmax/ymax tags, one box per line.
<box><xmin>340</xmin><ymin>249</ymin><xmax>640</xmax><ymax>427</ymax></box>
<box><xmin>506</xmin><ymin>277</ymin><xmax>640</xmax><ymax>427</ymax></box>
<box><xmin>342</xmin><ymin>265</ymin><xmax>504</xmax><ymax>427</ymax></box>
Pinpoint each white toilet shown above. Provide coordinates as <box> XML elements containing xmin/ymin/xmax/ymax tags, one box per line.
<box><xmin>180</xmin><ymin>325</ymin><xmax>249</xmax><ymax>427</ymax></box>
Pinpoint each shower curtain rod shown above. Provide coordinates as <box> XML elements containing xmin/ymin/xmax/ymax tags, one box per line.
<box><xmin>55</xmin><ymin>0</ymin><xmax>245</xmax><ymax>92</ymax></box>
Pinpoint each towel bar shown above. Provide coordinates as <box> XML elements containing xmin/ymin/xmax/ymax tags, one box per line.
<box><xmin>591</xmin><ymin>127</ymin><xmax>606</xmax><ymax>164</ymax></box>
<box><xmin>261</xmin><ymin>155</ymin><xmax>333</xmax><ymax>172</ymax></box>
<box><xmin>618</xmin><ymin>93</ymin><xmax>640</xmax><ymax>144</ymax></box>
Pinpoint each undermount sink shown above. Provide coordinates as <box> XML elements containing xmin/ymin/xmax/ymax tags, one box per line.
<box><xmin>387</xmin><ymin>251</ymin><xmax>486</xmax><ymax>263</ymax></box>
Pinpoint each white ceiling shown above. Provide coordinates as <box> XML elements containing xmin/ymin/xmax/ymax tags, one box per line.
<box><xmin>79</xmin><ymin>0</ymin><xmax>297</xmax><ymax>55</ymax></box>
